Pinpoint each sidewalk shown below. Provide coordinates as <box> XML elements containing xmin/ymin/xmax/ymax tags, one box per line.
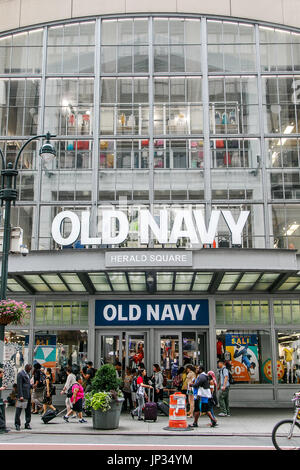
<box><xmin>2</xmin><ymin>406</ymin><xmax>290</xmax><ymax>437</ymax></box>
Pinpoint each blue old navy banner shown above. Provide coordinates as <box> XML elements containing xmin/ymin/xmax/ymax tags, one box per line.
<box><xmin>95</xmin><ymin>299</ymin><xmax>209</xmax><ymax>326</ymax></box>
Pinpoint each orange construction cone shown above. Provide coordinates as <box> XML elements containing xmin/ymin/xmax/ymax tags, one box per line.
<box><xmin>164</xmin><ymin>392</ymin><xmax>192</xmax><ymax>431</ymax></box>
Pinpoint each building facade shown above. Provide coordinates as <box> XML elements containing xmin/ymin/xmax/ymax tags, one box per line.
<box><xmin>2</xmin><ymin>0</ymin><xmax>300</xmax><ymax>406</ymax></box>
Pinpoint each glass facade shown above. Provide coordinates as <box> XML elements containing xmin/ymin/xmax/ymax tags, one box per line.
<box><xmin>0</xmin><ymin>16</ymin><xmax>299</xmax><ymax>252</ymax></box>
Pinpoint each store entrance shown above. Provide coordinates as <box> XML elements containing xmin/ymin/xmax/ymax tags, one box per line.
<box><xmin>98</xmin><ymin>330</ymin><xmax>148</xmax><ymax>370</ymax></box>
<box><xmin>155</xmin><ymin>330</ymin><xmax>207</xmax><ymax>379</ymax></box>
<box><xmin>97</xmin><ymin>329</ymin><xmax>207</xmax><ymax>377</ymax></box>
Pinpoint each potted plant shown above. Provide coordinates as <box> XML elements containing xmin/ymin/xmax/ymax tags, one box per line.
<box><xmin>0</xmin><ymin>299</ymin><xmax>31</xmax><ymax>325</ymax></box>
<box><xmin>86</xmin><ymin>363</ymin><xmax>124</xmax><ymax>430</ymax></box>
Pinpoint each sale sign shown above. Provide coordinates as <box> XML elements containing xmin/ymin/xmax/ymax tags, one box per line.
<box><xmin>225</xmin><ymin>334</ymin><xmax>259</xmax><ymax>383</ymax></box>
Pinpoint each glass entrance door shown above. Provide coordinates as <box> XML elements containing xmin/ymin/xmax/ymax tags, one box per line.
<box><xmin>99</xmin><ymin>331</ymin><xmax>122</xmax><ymax>368</ymax></box>
<box><xmin>126</xmin><ymin>332</ymin><xmax>147</xmax><ymax>370</ymax></box>
<box><xmin>157</xmin><ymin>332</ymin><xmax>181</xmax><ymax>379</ymax></box>
<box><xmin>155</xmin><ymin>330</ymin><xmax>207</xmax><ymax>374</ymax></box>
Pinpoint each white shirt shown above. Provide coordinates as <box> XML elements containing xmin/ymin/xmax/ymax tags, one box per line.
<box><xmin>63</xmin><ymin>373</ymin><xmax>76</xmax><ymax>392</ymax></box>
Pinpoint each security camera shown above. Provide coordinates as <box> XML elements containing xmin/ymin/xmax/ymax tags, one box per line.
<box><xmin>19</xmin><ymin>244</ymin><xmax>29</xmax><ymax>257</ymax></box>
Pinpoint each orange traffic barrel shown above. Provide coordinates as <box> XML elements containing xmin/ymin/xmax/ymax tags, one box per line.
<box><xmin>164</xmin><ymin>392</ymin><xmax>191</xmax><ymax>431</ymax></box>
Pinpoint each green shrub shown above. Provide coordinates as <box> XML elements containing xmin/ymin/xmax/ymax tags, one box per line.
<box><xmin>91</xmin><ymin>363</ymin><xmax>122</xmax><ymax>393</ymax></box>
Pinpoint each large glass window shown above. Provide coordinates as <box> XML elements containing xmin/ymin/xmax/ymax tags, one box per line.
<box><xmin>0</xmin><ymin>79</ymin><xmax>40</xmax><ymax>136</ymax></box>
<box><xmin>207</xmin><ymin>20</ymin><xmax>256</xmax><ymax>73</ymax></box>
<box><xmin>153</xmin><ymin>18</ymin><xmax>201</xmax><ymax>73</ymax></box>
<box><xmin>101</xmin><ymin>18</ymin><xmax>149</xmax><ymax>74</ymax></box>
<box><xmin>216</xmin><ymin>329</ymin><xmax>272</xmax><ymax>384</ymax></box>
<box><xmin>271</xmin><ymin>204</ymin><xmax>300</xmax><ymax>250</ymax></box>
<box><xmin>44</xmin><ymin>78</ymin><xmax>94</xmax><ymax>136</ymax></box>
<box><xmin>260</xmin><ymin>26</ymin><xmax>300</xmax><ymax>73</ymax></box>
<box><xmin>276</xmin><ymin>330</ymin><xmax>300</xmax><ymax>384</ymax></box>
<box><xmin>47</xmin><ymin>22</ymin><xmax>95</xmax><ymax>74</ymax></box>
<box><xmin>209</xmin><ymin>76</ymin><xmax>259</xmax><ymax>135</ymax></box>
<box><xmin>262</xmin><ymin>76</ymin><xmax>300</xmax><ymax>134</ymax></box>
<box><xmin>3</xmin><ymin>330</ymin><xmax>29</xmax><ymax>386</ymax></box>
<box><xmin>0</xmin><ymin>29</ymin><xmax>43</xmax><ymax>74</ymax></box>
<box><xmin>34</xmin><ymin>330</ymin><xmax>88</xmax><ymax>384</ymax></box>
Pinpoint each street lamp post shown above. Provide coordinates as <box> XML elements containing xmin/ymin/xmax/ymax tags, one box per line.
<box><xmin>0</xmin><ymin>132</ymin><xmax>56</xmax><ymax>426</ymax></box>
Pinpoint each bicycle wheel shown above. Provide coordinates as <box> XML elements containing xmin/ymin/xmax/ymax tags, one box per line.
<box><xmin>272</xmin><ymin>419</ymin><xmax>300</xmax><ymax>450</ymax></box>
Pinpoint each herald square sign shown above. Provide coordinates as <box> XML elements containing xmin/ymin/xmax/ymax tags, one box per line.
<box><xmin>95</xmin><ymin>299</ymin><xmax>209</xmax><ymax>326</ymax></box>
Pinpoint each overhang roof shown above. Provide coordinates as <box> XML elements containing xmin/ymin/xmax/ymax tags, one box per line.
<box><xmin>2</xmin><ymin>248</ymin><xmax>300</xmax><ymax>295</ymax></box>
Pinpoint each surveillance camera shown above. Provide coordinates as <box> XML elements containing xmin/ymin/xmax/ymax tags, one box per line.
<box><xmin>19</xmin><ymin>244</ymin><xmax>29</xmax><ymax>257</ymax></box>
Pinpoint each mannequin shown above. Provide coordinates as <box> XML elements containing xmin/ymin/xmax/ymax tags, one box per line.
<box><xmin>283</xmin><ymin>345</ymin><xmax>294</xmax><ymax>383</ymax></box>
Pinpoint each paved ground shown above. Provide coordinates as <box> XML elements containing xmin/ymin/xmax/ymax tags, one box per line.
<box><xmin>1</xmin><ymin>405</ymin><xmax>290</xmax><ymax>437</ymax></box>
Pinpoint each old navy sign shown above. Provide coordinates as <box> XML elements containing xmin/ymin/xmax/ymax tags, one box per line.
<box><xmin>51</xmin><ymin>208</ymin><xmax>249</xmax><ymax>246</ymax></box>
<box><xmin>95</xmin><ymin>299</ymin><xmax>209</xmax><ymax>326</ymax></box>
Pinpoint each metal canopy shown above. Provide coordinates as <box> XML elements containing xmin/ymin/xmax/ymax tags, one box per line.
<box><xmin>2</xmin><ymin>248</ymin><xmax>300</xmax><ymax>295</ymax></box>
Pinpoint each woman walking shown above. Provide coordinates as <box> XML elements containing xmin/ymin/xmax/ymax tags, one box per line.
<box><xmin>207</xmin><ymin>370</ymin><xmax>218</xmax><ymax>420</ymax></box>
<box><xmin>60</xmin><ymin>366</ymin><xmax>77</xmax><ymax>418</ymax></box>
<box><xmin>123</xmin><ymin>367</ymin><xmax>133</xmax><ymax>412</ymax></box>
<box><xmin>186</xmin><ymin>365</ymin><xmax>196</xmax><ymax>418</ymax></box>
<box><xmin>131</xmin><ymin>369</ymin><xmax>153</xmax><ymax>421</ymax></box>
<box><xmin>152</xmin><ymin>364</ymin><xmax>164</xmax><ymax>402</ymax></box>
<box><xmin>42</xmin><ymin>368</ymin><xmax>57</xmax><ymax>417</ymax></box>
<box><xmin>63</xmin><ymin>374</ymin><xmax>87</xmax><ymax>423</ymax></box>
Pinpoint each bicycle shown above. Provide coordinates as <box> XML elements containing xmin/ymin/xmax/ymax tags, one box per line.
<box><xmin>272</xmin><ymin>393</ymin><xmax>300</xmax><ymax>450</ymax></box>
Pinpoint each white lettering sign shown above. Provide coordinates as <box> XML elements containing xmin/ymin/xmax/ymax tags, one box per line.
<box><xmin>51</xmin><ymin>208</ymin><xmax>249</xmax><ymax>247</ymax></box>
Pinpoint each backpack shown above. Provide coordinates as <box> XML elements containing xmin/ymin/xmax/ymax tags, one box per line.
<box><xmin>131</xmin><ymin>377</ymin><xmax>138</xmax><ymax>393</ymax></box>
<box><xmin>67</xmin><ymin>382</ymin><xmax>79</xmax><ymax>398</ymax></box>
<box><xmin>228</xmin><ymin>370</ymin><xmax>234</xmax><ymax>385</ymax></box>
<box><xmin>38</xmin><ymin>370</ymin><xmax>46</xmax><ymax>388</ymax></box>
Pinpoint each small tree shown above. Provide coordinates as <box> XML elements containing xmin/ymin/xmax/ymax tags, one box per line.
<box><xmin>91</xmin><ymin>363</ymin><xmax>122</xmax><ymax>393</ymax></box>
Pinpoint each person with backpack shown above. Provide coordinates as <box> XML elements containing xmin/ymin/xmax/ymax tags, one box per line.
<box><xmin>82</xmin><ymin>361</ymin><xmax>96</xmax><ymax>393</ymax></box>
<box><xmin>152</xmin><ymin>364</ymin><xmax>164</xmax><ymax>402</ymax></box>
<box><xmin>42</xmin><ymin>368</ymin><xmax>58</xmax><ymax>417</ymax></box>
<box><xmin>122</xmin><ymin>367</ymin><xmax>133</xmax><ymax>412</ymax></box>
<box><xmin>131</xmin><ymin>369</ymin><xmax>153</xmax><ymax>421</ymax></box>
<box><xmin>130</xmin><ymin>368</ymin><xmax>138</xmax><ymax>409</ymax></box>
<box><xmin>63</xmin><ymin>374</ymin><xmax>87</xmax><ymax>423</ymax></box>
<box><xmin>186</xmin><ymin>365</ymin><xmax>196</xmax><ymax>418</ymax></box>
<box><xmin>60</xmin><ymin>366</ymin><xmax>77</xmax><ymax>419</ymax></box>
<box><xmin>217</xmin><ymin>359</ymin><xmax>231</xmax><ymax>417</ymax></box>
<box><xmin>32</xmin><ymin>363</ymin><xmax>45</xmax><ymax>414</ymax></box>
<box><xmin>189</xmin><ymin>367</ymin><xmax>217</xmax><ymax>428</ymax></box>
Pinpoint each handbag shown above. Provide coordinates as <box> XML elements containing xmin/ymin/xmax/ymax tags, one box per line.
<box><xmin>51</xmin><ymin>386</ymin><xmax>56</xmax><ymax>396</ymax></box>
<box><xmin>16</xmin><ymin>399</ymin><xmax>28</xmax><ymax>409</ymax></box>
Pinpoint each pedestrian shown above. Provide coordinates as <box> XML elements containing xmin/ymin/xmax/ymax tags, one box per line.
<box><xmin>188</xmin><ymin>366</ymin><xmax>201</xmax><ymax>428</ymax></box>
<box><xmin>82</xmin><ymin>361</ymin><xmax>96</xmax><ymax>393</ymax></box>
<box><xmin>60</xmin><ymin>366</ymin><xmax>77</xmax><ymax>418</ymax></box>
<box><xmin>15</xmin><ymin>363</ymin><xmax>32</xmax><ymax>431</ymax></box>
<box><xmin>207</xmin><ymin>370</ymin><xmax>218</xmax><ymax>420</ymax></box>
<box><xmin>0</xmin><ymin>368</ymin><xmax>9</xmax><ymax>433</ymax></box>
<box><xmin>123</xmin><ymin>366</ymin><xmax>133</xmax><ymax>412</ymax></box>
<box><xmin>180</xmin><ymin>366</ymin><xmax>188</xmax><ymax>395</ymax></box>
<box><xmin>152</xmin><ymin>364</ymin><xmax>164</xmax><ymax>402</ymax></box>
<box><xmin>63</xmin><ymin>374</ymin><xmax>87</xmax><ymax>423</ymax></box>
<box><xmin>173</xmin><ymin>366</ymin><xmax>184</xmax><ymax>391</ymax></box>
<box><xmin>189</xmin><ymin>367</ymin><xmax>217</xmax><ymax>428</ymax></box>
<box><xmin>217</xmin><ymin>360</ymin><xmax>230</xmax><ymax>417</ymax></box>
<box><xmin>130</xmin><ymin>368</ymin><xmax>137</xmax><ymax>409</ymax></box>
<box><xmin>42</xmin><ymin>368</ymin><xmax>57</xmax><ymax>416</ymax></box>
<box><xmin>131</xmin><ymin>369</ymin><xmax>153</xmax><ymax>421</ymax></box>
<box><xmin>186</xmin><ymin>365</ymin><xmax>196</xmax><ymax>418</ymax></box>
<box><xmin>32</xmin><ymin>363</ymin><xmax>45</xmax><ymax>414</ymax></box>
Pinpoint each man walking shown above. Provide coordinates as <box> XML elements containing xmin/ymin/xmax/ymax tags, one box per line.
<box><xmin>217</xmin><ymin>360</ymin><xmax>230</xmax><ymax>417</ymax></box>
<box><xmin>0</xmin><ymin>368</ymin><xmax>9</xmax><ymax>433</ymax></box>
<box><xmin>15</xmin><ymin>364</ymin><xmax>32</xmax><ymax>430</ymax></box>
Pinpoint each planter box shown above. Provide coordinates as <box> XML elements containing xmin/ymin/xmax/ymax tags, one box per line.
<box><xmin>92</xmin><ymin>398</ymin><xmax>124</xmax><ymax>430</ymax></box>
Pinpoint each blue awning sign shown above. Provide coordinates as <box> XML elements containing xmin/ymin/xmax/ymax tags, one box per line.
<box><xmin>95</xmin><ymin>299</ymin><xmax>209</xmax><ymax>326</ymax></box>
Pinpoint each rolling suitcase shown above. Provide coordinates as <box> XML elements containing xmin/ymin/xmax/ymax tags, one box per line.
<box><xmin>157</xmin><ymin>400</ymin><xmax>169</xmax><ymax>416</ymax></box>
<box><xmin>41</xmin><ymin>407</ymin><xmax>66</xmax><ymax>424</ymax></box>
<box><xmin>143</xmin><ymin>389</ymin><xmax>157</xmax><ymax>422</ymax></box>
